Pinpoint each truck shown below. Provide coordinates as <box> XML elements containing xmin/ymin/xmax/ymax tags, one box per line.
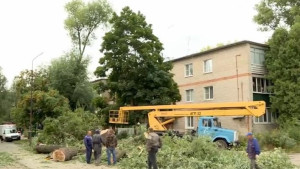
<box><xmin>108</xmin><ymin>101</ymin><xmax>266</xmax><ymax>148</ymax></box>
<box><xmin>0</xmin><ymin>124</ymin><xmax>21</xmax><ymax>142</ymax></box>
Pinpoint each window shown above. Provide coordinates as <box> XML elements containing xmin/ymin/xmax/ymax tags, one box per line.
<box><xmin>185</xmin><ymin>63</ymin><xmax>193</xmax><ymax>77</ymax></box>
<box><xmin>254</xmin><ymin>108</ymin><xmax>276</xmax><ymax>123</ymax></box>
<box><xmin>186</xmin><ymin>117</ymin><xmax>194</xmax><ymax>129</ymax></box>
<box><xmin>202</xmin><ymin>119</ymin><xmax>212</xmax><ymax>127</ymax></box>
<box><xmin>203</xmin><ymin>59</ymin><xmax>212</xmax><ymax>73</ymax></box>
<box><xmin>251</xmin><ymin>48</ymin><xmax>265</xmax><ymax>65</ymax></box>
<box><xmin>253</xmin><ymin>77</ymin><xmax>272</xmax><ymax>93</ymax></box>
<box><xmin>204</xmin><ymin>86</ymin><xmax>213</xmax><ymax>100</ymax></box>
<box><xmin>186</xmin><ymin>89</ymin><xmax>194</xmax><ymax>102</ymax></box>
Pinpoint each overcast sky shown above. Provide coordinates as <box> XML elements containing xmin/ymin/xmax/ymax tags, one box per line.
<box><xmin>0</xmin><ymin>0</ymin><xmax>271</xmax><ymax>87</ymax></box>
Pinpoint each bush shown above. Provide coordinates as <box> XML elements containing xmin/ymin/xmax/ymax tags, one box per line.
<box><xmin>287</xmin><ymin>126</ymin><xmax>300</xmax><ymax>143</ymax></box>
<box><xmin>117</xmin><ymin>130</ymin><xmax>129</xmax><ymax>140</ymax></box>
<box><xmin>38</xmin><ymin>108</ymin><xmax>103</xmax><ymax>146</ymax></box>
<box><xmin>258</xmin><ymin>148</ymin><xmax>294</xmax><ymax>169</ymax></box>
<box><xmin>257</xmin><ymin>130</ymin><xmax>296</xmax><ymax>150</ymax></box>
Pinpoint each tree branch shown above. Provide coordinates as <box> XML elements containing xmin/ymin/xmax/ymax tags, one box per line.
<box><xmin>81</xmin><ymin>27</ymin><xmax>95</xmax><ymax>58</ymax></box>
<box><xmin>77</xmin><ymin>29</ymin><xmax>82</xmax><ymax>57</ymax></box>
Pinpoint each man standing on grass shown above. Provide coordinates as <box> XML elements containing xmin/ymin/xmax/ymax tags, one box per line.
<box><xmin>105</xmin><ymin>129</ymin><xmax>117</xmax><ymax>165</ymax></box>
<box><xmin>246</xmin><ymin>132</ymin><xmax>261</xmax><ymax>169</ymax></box>
<box><xmin>146</xmin><ymin>127</ymin><xmax>162</xmax><ymax>169</ymax></box>
<box><xmin>84</xmin><ymin>131</ymin><xmax>93</xmax><ymax>164</ymax></box>
<box><xmin>92</xmin><ymin>129</ymin><xmax>102</xmax><ymax>166</ymax></box>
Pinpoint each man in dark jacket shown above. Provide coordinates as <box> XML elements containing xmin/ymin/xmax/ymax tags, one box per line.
<box><xmin>146</xmin><ymin>128</ymin><xmax>162</xmax><ymax>169</ymax></box>
<box><xmin>92</xmin><ymin>129</ymin><xmax>102</xmax><ymax>166</ymax></box>
<box><xmin>84</xmin><ymin>131</ymin><xmax>93</xmax><ymax>164</ymax></box>
<box><xmin>105</xmin><ymin>129</ymin><xmax>117</xmax><ymax>165</ymax></box>
<box><xmin>246</xmin><ymin>132</ymin><xmax>260</xmax><ymax>169</ymax></box>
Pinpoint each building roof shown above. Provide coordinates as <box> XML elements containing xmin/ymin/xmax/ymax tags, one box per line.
<box><xmin>171</xmin><ymin>40</ymin><xmax>269</xmax><ymax>62</ymax></box>
<box><xmin>90</xmin><ymin>78</ymin><xmax>108</xmax><ymax>84</ymax></box>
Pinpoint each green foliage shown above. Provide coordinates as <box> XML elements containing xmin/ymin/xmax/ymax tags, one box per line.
<box><xmin>95</xmin><ymin>7</ymin><xmax>181</xmax><ymax>107</ymax></box>
<box><xmin>0</xmin><ymin>67</ymin><xmax>14</xmax><ymax>123</ymax></box>
<box><xmin>286</xmin><ymin>125</ymin><xmax>300</xmax><ymax>143</ymax></box>
<box><xmin>264</xmin><ymin>21</ymin><xmax>300</xmax><ymax>123</ymax></box>
<box><xmin>38</xmin><ymin>108</ymin><xmax>101</xmax><ymax>146</ymax></box>
<box><xmin>12</xmin><ymin>69</ymin><xmax>50</xmax><ymax>95</ymax></box>
<box><xmin>0</xmin><ymin>152</ymin><xmax>15</xmax><ymax>167</ymax></box>
<box><xmin>11</xmin><ymin>89</ymin><xmax>70</xmax><ymax>128</ymax></box>
<box><xmin>117</xmin><ymin>135</ymin><xmax>294</xmax><ymax>169</ymax></box>
<box><xmin>117</xmin><ymin>130</ymin><xmax>129</xmax><ymax>140</ymax></box>
<box><xmin>254</xmin><ymin>0</ymin><xmax>300</xmax><ymax>30</ymax></box>
<box><xmin>64</xmin><ymin>0</ymin><xmax>113</xmax><ymax>56</ymax></box>
<box><xmin>256</xmin><ymin>130</ymin><xmax>297</xmax><ymax>150</ymax></box>
<box><xmin>257</xmin><ymin>148</ymin><xmax>294</xmax><ymax>169</ymax></box>
<box><xmin>95</xmin><ymin>104</ymin><xmax>119</xmax><ymax>127</ymax></box>
<box><xmin>48</xmin><ymin>52</ymin><xmax>95</xmax><ymax>110</ymax></box>
<box><xmin>92</xmin><ymin>96</ymin><xmax>108</xmax><ymax>109</ymax></box>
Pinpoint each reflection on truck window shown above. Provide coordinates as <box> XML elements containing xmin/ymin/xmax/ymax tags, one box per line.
<box><xmin>202</xmin><ymin>119</ymin><xmax>212</xmax><ymax>127</ymax></box>
<box><xmin>4</xmin><ymin>129</ymin><xmax>17</xmax><ymax>134</ymax></box>
<box><xmin>213</xmin><ymin>118</ymin><xmax>221</xmax><ymax>127</ymax></box>
<box><xmin>213</xmin><ymin>119</ymin><xmax>218</xmax><ymax>127</ymax></box>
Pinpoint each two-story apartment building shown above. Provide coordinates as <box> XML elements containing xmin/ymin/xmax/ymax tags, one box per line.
<box><xmin>170</xmin><ymin>40</ymin><xmax>276</xmax><ymax>135</ymax></box>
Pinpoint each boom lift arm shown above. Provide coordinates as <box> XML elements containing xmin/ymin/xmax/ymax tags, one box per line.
<box><xmin>109</xmin><ymin>101</ymin><xmax>266</xmax><ymax>131</ymax></box>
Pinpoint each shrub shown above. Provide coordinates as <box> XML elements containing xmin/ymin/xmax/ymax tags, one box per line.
<box><xmin>38</xmin><ymin>108</ymin><xmax>103</xmax><ymax>146</ymax></box>
<box><xmin>287</xmin><ymin>126</ymin><xmax>300</xmax><ymax>143</ymax></box>
<box><xmin>257</xmin><ymin>130</ymin><xmax>296</xmax><ymax>150</ymax></box>
<box><xmin>257</xmin><ymin>148</ymin><xmax>294</xmax><ymax>169</ymax></box>
<box><xmin>117</xmin><ymin>130</ymin><xmax>129</xmax><ymax>140</ymax></box>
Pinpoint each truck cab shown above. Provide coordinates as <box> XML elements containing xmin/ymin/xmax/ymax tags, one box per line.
<box><xmin>0</xmin><ymin>124</ymin><xmax>21</xmax><ymax>142</ymax></box>
<box><xmin>197</xmin><ymin>117</ymin><xmax>238</xmax><ymax>148</ymax></box>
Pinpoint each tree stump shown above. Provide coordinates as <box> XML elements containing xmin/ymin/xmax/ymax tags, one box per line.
<box><xmin>52</xmin><ymin>148</ymin><xmax>78</xmax><ymax>162</ymax></box>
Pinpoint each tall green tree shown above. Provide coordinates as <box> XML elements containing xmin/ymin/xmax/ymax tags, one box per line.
<box><xmin>254</xmin><ymin>0</ymin><xmax>300</xmax><ymax>31</ymax></box>
<box><xmin>254</xmin><ymin>0</ymin><xmax>300</xmax><ymax>124</ymax></box>
<box><xmin>64</xmin><ymin>0</ymin><xmax>113</xmax><ymax>57</ymax></box>
<box><xmin>263</xmin><ymin>21</ymin><xmax>300</xmax><ymax>124</ymax></box>
<box><xmin>48</xmin><ymin>52</ymin><xmax>94</xmax><ymax>110</ymax></box>
<box><xmin>95</xmin><ymin>7</ymin><xmax>181</xmax><ymax>106</ymax></box>
<box><xmin>11</xmin><ymin>69</ymin><xmax>70</xmax><ymax>129</ymax></box>
<box><xmin>56</xmin><ymin>0</ymin><xmax>113</xmax><ymax>110</ymax></box>
<box><xmin>0</xmin><ymin>67</ymin><xmax>13</xmax><ymax>123</ymax></box>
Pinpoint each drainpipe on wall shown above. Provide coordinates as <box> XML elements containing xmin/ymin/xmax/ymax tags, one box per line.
<box><xmin>235</xmin><ymin>54</ymin><xmax>241</xmax><ymax>101</ymax></box>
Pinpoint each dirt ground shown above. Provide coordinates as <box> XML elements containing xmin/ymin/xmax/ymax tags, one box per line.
<box><xmin>0</xmin><ymin>141</ymin><xmax>117</xmax><ymax>169</ymax></box>
<box><xmin>289</xmin><ymin>153</ymin><xmax>300</xmax><ymax>168</ymax></box>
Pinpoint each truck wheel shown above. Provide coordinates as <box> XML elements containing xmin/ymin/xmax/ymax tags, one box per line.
<box><xmin>215</xmin><ymin>139</ymin><xmax>228</xmax><ymax>149</ymax></box>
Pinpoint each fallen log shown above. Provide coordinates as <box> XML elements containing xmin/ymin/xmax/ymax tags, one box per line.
<box><xmin>52</xmin><ymin>148</ymin><xmax>78</xmax><ymax>162</ymax></box>
<box><xmin>116</xmin><ymin>149</ymin><xmax>126</xmax><ymax>161</ymax></box>
<box><xmin>35</xmin><ymin>145</ymin><xmax>62</xmax><ymax>154</ymax></box>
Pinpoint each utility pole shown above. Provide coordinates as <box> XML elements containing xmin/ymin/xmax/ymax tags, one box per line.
<box><xmin>29</xmin><ymin>52</ymin><xmax>43</xmax><ymax>145</ymax></box>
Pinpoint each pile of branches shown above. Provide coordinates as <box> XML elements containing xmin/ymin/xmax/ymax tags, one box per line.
<box><xmin>117</xmin><ymin>135</ymin><xmax>295</xmax><ymax>169</ymax></box>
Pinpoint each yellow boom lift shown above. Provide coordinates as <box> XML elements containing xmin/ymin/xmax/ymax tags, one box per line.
<box><xmin>109</xmin><ymin>101</ymin><xmax>266</xmax><ymax>131</ymax></box>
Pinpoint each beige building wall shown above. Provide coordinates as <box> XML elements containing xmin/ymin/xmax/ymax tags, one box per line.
<box><xmin>171</xmin><ymin>43</ymin><xmax>254</xmax><ymax>135</ymax></box>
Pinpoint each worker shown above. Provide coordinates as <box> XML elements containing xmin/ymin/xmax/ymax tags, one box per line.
<box><xmin>105</xmin><ymin>129</ymin><xmax>117</xmax><ymax>165</ymax></box>
<box><xmin>246</xmin><ymin>132</ymin><xmax>260</xmax><ymax>169</ymax></box>
<box><xmin>84</xmin><ymin>131</ymin><xmax>93</xmax><ymax>164</ymax></box>
<box><xmin>92</xmin><ymin>129</ymin><xmax>102</xmax><ymax>166</ymax></box>
<box><xmin>146</xmin><ymin>127</ymin><xmax>162</xmax><ymax>169</ymax></box>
